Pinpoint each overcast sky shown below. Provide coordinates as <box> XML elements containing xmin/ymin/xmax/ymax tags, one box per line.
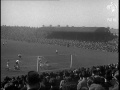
<box><xmin>1</xmin><ymin>0</ymin><xmax>118</xmax><ymax>28</ymax></box>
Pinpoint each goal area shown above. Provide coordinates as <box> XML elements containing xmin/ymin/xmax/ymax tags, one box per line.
<box><xmin>37</xmin><ymin>54</ymin><xmax>73</xmax><ymax>72</ymax></box>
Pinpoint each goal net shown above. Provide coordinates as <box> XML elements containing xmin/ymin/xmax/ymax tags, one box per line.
<box><xmin>37</xmin><ymin>54</ymin><xmax>73</xmax><ymax>72</ymax></box>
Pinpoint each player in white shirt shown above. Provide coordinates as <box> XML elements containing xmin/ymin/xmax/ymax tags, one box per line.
<box><xmin>3</xmin><ymin>42</ymin><xmax>4</xmax><ymax>45</ymax></box>
<box><xmin>14</xmin><ymin>60</ymin><xmax>20</xmax><ymax>70</ymax></box>
<box><xmin>38</xmin><ymin>56</ymin><xmax>43</xmax><ymax>69</ymax></box>
<box><xmin>6</xmin><ymin>60</ymin><xmax>10</xmax><ymax>70</ymax></box>
<box><xmin>56</xmin><ymin>49</ymin><xmax>58</xmax><ymax>54</ymax></box>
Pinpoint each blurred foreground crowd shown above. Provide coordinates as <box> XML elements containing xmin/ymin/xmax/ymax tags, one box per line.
<box><xmin>1</xmin><ymin>63</ymin><xmax>119</xmax><ymax>90</ymax></box>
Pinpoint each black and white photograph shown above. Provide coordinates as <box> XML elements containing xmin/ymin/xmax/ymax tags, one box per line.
<box><xmin>1</xmin><ymin>0</ymin><xmax>119</xmax><ymax>90</ymax></box>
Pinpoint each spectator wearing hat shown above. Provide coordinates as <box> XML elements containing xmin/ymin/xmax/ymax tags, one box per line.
<box><xmin>21</xmin><ymin>71</ymin><xmax>40</xmax><ymax>90</ymax></box>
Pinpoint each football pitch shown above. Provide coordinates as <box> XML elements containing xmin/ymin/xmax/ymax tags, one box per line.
<box><xmin>1</xmin><ymin>39</ymin><xmax>118</xmax><ymax>81</ymax></box>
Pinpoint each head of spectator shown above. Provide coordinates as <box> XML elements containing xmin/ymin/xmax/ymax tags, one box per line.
<box><xmin>49</xmin><ymin>78</ymin><xmax>59</xmax><ymax>90</ymax></box>
<box><xmin>94</xmin><ymin>76</ymin><xmax>105</xmax><ymax>85</ymax></box>
<box><xmin>77</xmin><ymin>71</ymin><xmax>89</xmax><ymax>90</ymax></box>
<box><xmin>110</xmin><ymin>70</ymin><xmax>119</xmax><ymax>90</ymax></box>
<box><xmin>92</xmin><ymin>69</ymin><xmax>99</xmax><ymax>76</ymax></box>
<box><xmin>105</xmin><ymin>69</ymin><xmax>113</xmax><ymax>81</ymax></box>
<box><xmin>25</xmin><ymin>71</ymin><xmax>40</xmax><ymax>90</ymax></box>
<box><xmin>113</xmin><ymin>70</ymin><xmax>119</xmax><ymax>83</ymax></box>
<box><xmin>88</xmin><ymin>76</ymin><xmax>106</xmax><ymax>90</ymax></box>
<box><xmin>4</xmin><ymin>82</ymin><xmax>15</xmax><ymax>90</ymax></box>
<box><xmin>49</xmin><ymin>78</ymin><xmax>56</xmax><ymax>86</ymax></box>
<box><xmin>87</xmin><ymin>77</ymin><xmax>94</xmax><ymax>87</ymax></box>
<box><xmin>89</xmin><ymin>83</ymin><xmax>105</xmax><ymax>90</ymax></box>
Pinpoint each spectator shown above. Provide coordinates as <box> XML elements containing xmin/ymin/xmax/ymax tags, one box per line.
<box><xmin>59</xmin><ymin>79</ymin><xmax>66</xmax><ymax>90</ymax></box>
<box><xmin>88</xmin><ymin>76</ymin><xmax>106</xmax><ymax>90</ymax></box>
<box><xmin>77</xmin><ymin>71</ymin><xmax>89</xmax><ymax>90</ymax></box>
<box><xmin>60</xmin><ymin>71</ymin><xmax>76</xmax><ymax>90</ymax></box>
<box><xmin>49</xmin><ymin>78</ymin><xmax>58</xmax><ymax>90</ymax></box>
<box><xmin>89</xmin><ymin>83</ymin><xmax>105</xmax><ymax>90</ymax></box>
<box><xmin>21</xmin><ymin>71</ymin><xmax>40</xmax><ymax>90</ymax></box>
<box><xmin>111</xmin><ymin>70</ymin><xmax>119</xmax><ymax>90</ymax></box>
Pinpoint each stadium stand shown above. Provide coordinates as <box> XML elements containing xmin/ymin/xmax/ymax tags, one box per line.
<box><xmin>1</xmin><ymin>26</ymin><xmax>118</xmax><ymax>53</ymax></box>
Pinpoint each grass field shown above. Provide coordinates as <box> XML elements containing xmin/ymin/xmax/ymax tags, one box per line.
<box><xmin>1</xmin><ymin>39</ymin><xmax>118</xmax><ymax>81</ymax></box>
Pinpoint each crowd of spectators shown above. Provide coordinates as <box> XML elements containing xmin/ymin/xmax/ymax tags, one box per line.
<box><xmin>1</xmin><ymin>26</ymin><xmax>118</xmax><ymax>53</ymax></box>
<box><xmin>37</xmin><ymin>38</ymin><xmax>118</xmax><ymax>53</ymax></box>
<box><xmin>1</xmin><ymin>63</ymin><xmax>119</xmax><ymax>90</ymax></box>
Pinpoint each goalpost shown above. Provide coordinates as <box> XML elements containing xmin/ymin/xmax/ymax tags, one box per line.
<box><xmin>37</xmin><ymin>54</ymin><xmax>73</xmax><ymax>72</ymax></box>
<box><xmin>70</xmin><ymin>54</ymin><xmax>73</xmax><ymax>68</ymax></box>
